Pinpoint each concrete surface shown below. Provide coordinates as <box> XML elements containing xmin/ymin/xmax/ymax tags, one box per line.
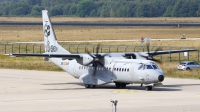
<box><xmin>0</xmin><ymin>69</ymin><xmax>200</xmax><ymax>112</ymax></box>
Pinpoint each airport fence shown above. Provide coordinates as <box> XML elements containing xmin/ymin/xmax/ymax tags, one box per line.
<box><xmin>0</xmin><ymin>42</ymin><xmax>199</xmax><ymax>62</ymax></box>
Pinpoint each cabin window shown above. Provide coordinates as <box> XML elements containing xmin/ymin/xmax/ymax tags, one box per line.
<box><xmin>109</xmin><ymin>68</ymin><xmax>111</xmax><ymax>70</ymax></box>
<box><xmin>152</xmin><ymin>65</ymin><xmax>158</xmax><ymax>69</ymax></box>
<box><xmin>119</xmin><ymin>68</ymin><xmax>121</xmax><ymax>71</ymax></box>
<box><xmin>127</xmin><ymin>69</ymin><xmax>129</xmax><ymax>72</ymax></box>
<box><xmin>124</xmin><ymin>69</ymin><xmax>126</xmax><ymax>71</ymax></box>
<box><xmin>117</xmin><ymin>68</ymin><xmax>118</xmax><ymax>71</ymax></box>
<box><xmin>122</xmin><ymin>68</ymin><xmax>124</xmax><ymax>71</ymax></box>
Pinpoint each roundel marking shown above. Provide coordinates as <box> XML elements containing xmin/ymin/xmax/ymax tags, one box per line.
<box><xmin>44</xmin><ymin>24</ymin><xmax>50</xmax><ymax>37</ymax></box>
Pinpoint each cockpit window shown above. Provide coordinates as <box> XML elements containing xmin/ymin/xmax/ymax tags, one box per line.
<box><xmin>138</xmin><ymin>63</ymin><xmax>160</xmax><ymax>70</ymax></box>
<box><xmin>143</xmin><ymin>65</ymin><xmax>145</xmax><ymax>70</ymax></box>
<box><xmin>146</xmin><ymin>65</ymin><xmax>153</xmax><ymax>69</ymax></box>
<box><xmin>152</xmin><ymin>65</ymin><xmax>158</xmax><ymax>69</ymax></box>
<box><xmin>138</xmin><ymin>65</ymin><xmax>143</xmax><ymax>70</ymax></box>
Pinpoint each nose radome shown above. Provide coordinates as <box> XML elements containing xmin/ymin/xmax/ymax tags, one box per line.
<box><xmin>158</xmin><ymin>75</ymin><xmax>164</xmax><ymax>82</ymax></box>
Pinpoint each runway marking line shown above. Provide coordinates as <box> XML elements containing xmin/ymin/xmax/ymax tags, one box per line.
<box><xmin>112</xmin><ymin>89</ymin><xmax>136</xmax><ymax>93</ymax></box>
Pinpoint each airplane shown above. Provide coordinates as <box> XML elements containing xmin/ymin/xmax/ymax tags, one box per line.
<box><xmin>6</xmin><ymin>10</ymin><xmax>197</xmax><ymax>91</ymax></box>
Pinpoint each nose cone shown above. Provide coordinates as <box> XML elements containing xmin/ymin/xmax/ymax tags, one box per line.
<box><xmin>158</xmin><ymin>75</ymin><xmax>164</xmax><ymax>82</ymax></box>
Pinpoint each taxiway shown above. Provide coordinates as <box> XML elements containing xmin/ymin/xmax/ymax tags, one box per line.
<box><xmin>0</xmin><ymin>69</ymin><xmax>200</xmax><ymax>112</ymax></box>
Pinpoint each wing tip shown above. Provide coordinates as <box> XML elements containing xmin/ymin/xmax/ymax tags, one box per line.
<box><xmin>4</xmin><ymin>54</ymin><xmax>16</xmax><ymax>57</ymax></box>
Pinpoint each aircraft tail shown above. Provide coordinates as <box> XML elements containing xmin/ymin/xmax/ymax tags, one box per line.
<box><xmin>42</xmin><ymin>10</ymin><xmax>70</xmax><ymax>54</ymax></box>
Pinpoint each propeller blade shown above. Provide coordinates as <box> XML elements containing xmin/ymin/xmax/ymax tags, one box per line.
<box><xmin>84</xmin><ymin>44</ymin><xmax>108</xmax><ymax>76</ymax></box>
<box><xmin>96</xmin><ymin>44</ymin><xmax>100</xmax><ymax>55</ymax></box>
<box><xmin>101</xmin><ymin>53</ymin><xmax>109</xmax><ymax>57</ymax></box>
<box><xmin>97</xmin><ymin>61</ymin><xmax>104</xmax><ymax>67</ymax></box>
<box><xmin>86</xmin><ymin>48</ymin><xmax>96</xmax><ymax>59</ymax></box>
<box><xmin>138</xmin><ymin>44</ymin><xmax>162</xmax><ymax>63</ymax></box>
<box><xmin>146</xmin><ymin>43</ymin><xmax>150</xmax><ymax>54</ymax></box>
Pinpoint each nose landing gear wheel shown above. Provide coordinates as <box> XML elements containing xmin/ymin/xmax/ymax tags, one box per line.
<box><xmin>146</xmin><ymin>86</ymin><xmax>152</xmax><ymax>91</ymax></box>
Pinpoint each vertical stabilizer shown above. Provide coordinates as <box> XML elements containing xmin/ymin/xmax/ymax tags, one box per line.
<box><xmin>42</xmin><ymin>10</ymin><xmax>70</xmax><ymax>54</ymax></box>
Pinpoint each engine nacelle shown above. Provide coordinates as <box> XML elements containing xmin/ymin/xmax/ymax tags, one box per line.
<box><xmin>76</xmin><ymin>55</ymin><xmax>93</xmax><ymax>65</ymax></box>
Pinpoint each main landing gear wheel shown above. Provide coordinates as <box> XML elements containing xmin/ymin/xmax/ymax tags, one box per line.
<box><xmin>115</xmin><ymin>83</ymin><xmax>126</xmax><ymax>88</ymax></box>
<box><xmin>85</xmin><ymin>84</ymin><xmax>96</xmax><ymax>89</ymax></box>
<box><xmin>145</xmin><ymin>86</ymin><xmax>152</xmax><ymax>91</ymax></box>
<box><xmin>90</xmin><ymin>85</ymin><xmax>96</xmax><ymax>88</ymax></box>
<box><xmin>85</xmin><ymin>84</ymin><xmax>90</xmax><ymax>88</ymax></box>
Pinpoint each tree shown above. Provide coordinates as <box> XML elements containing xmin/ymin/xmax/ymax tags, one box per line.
<box><xmin>68</xmin><ymin>4</ymin><xmax>77</xmax><ymax>15</ymax></box>
<box><xmin>135</xmin><ymin>2</ymin><xmax>158</xmax><ymax>17</ymax></box>
<box><xmin>77</xmin><ymin>0</ymin><xmax>94</xmax><ymax>17</ymax></box>
<box><xmin>49</xmin><ymin>5</ymin><xmax>63</xmax><ymax>16</ymax></box>
<box><xmin>30</xmin><ymin>5</ymin><xmax>44</xmax><ymax>16</ymax></box>
<box><xmin>25</xmin><ymin>0</ymin><xmax>41</xmax><ymax>6</ymax></box>
<box><xmin>8</xmin><ymin>1</ymin><xmax>31</xmax><ymax>15</ymax></box>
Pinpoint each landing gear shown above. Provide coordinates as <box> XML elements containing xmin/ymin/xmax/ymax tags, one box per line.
<box><xmin>90</xmin><ymin>85</ymin><xmax>96</xmax><ymax>88</ymax></box>
<box><xmin>85</xmin><ymin>84</ymin><xmax>90</xmax><ymax>88</ymax></box>
<box><xmin>145</xmin><ymin>86</ymin><xmax>152</xmax><ymax>91</ymax></box>
<box><xmin>115</xmin><ymin>83</ymin><xmax>126</xmax><ymax>88</ymax></box>
<box><xmin>85</xmin><ymin>84</ymin><xmax>96</xmax><ymax>89</ymax></box>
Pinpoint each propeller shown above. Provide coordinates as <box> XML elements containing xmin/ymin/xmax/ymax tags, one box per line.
<box><xmin>84</xmin><ymin>44</ymin><xmax>109</xmax><ymax>75</ymax></box>
<box><xmin>140</xmin><ymin>43</ymin><xmax>162</xmax><ymax>63</ymax></box>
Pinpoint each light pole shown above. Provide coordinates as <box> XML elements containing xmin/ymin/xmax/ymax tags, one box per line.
<box><xmin>110</xmin><ymin>99</ymin><xmax>118</xmax><ymax>112</ymax></box>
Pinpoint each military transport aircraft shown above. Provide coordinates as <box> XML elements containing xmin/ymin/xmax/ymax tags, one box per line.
<box><xmin>6</xmin><ymin>10</ymin><xmax>197</xmax><ymax>91</ymax></box>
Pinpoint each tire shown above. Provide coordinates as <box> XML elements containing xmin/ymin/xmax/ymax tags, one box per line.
<box><xmin>85</xmin><ymin>84</ymin><xmax>90</xmax><ymax>88</ymax></box>
<box><xmin>115</xmin><ymin>83</ymin><xmax>120</xmax><ymax>88</ymax></box>
<box><xmin>121</xmin><ymin>83</ymin><xmax>126</xmax><ymax>88</ymax></box>
<box><xmin>186</xmin><ymin>67</ymin><xmax>190</xmax><ymax>70</ymax></box>
<box><xmin>146</xmin><ymin>86</ymin><xmax>152</xmax><ymax>91</ymax></box>
<box><xmin>90</xmin><ymin>85</ymin><xmax>96</xmax><ymax>88</ymax></box>
<box><xmin>115</xmin><ymin>83</ymin><xmax>126</xmax><ymax>88</ymax></box>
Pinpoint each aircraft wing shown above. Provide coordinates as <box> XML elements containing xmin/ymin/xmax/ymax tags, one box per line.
<box><xmin>5</xmin><ymin>53</ymin><xmax>82</xmax><ymax>59</ymax></box>
<box><xmin>5</xmin><ymin>49</ymin><xmax>197</xmax><ymax>59</ymax></box>
<box><xmin>148</xmin><ymin>49</ymin><xmax>197</xmax><ymax>56</ymax></box>
<box><xmin>124</xmin><ymin>49</ymin><xmax>197</xmax><ymax>56</ymax></box>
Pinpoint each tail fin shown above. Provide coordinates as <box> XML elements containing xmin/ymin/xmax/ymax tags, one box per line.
<box><xmin>42</xmin><ymin>10</ymin><xmax>70</xmax><ymax>54</ymax></box>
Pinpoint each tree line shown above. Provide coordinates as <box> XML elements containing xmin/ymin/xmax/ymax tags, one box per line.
<box><xmin>0</xmin><ymin>0</ymin><xmax>200</xmax><ymax>17</ymax></box>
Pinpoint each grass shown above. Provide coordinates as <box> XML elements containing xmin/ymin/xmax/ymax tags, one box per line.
<box><xmin>0</xmin><ymin>24</ymin><xmax>200</xmax><ymax>79</ymax></box>
<box><xmin>0</xmin><ymin>54</ymin><xmax>63</xmax><ymax>71</ymax></box>
<box><xmin>0</xmin><ymin>25</ymin><xmax>200</xmax><ymax>48</ymax></box>
<box><xmin>1</xmin><ymin>17</ymin><xmax>200</xmax><ymax>23</ymax></box>
<box><xmin>1</xmin><ymin>54</ymin><xmax>200</xmax><ymax>79</ymax></box>
<box><xmin>159</xmin><ymin>62</ymin><xmax>200</xmax><ymax>79</ymax></box>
